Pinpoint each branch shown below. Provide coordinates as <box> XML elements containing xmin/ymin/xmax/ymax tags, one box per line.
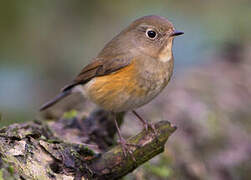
<box><xmin>0</xmin><ymin>110</ymin><xmax>176</xmax><ymax>180</ymax></box>
<box><xmin>90</xmin><ymin>121</ymin><xmax>176</xmax><ymax>180</ymax></box>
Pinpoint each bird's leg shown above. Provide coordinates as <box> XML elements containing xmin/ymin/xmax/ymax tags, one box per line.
<box><xmin>132</xmin><ymin>110</ymin><xmax>157</xmax><ymax>135</ymax></box>
<box><xmin>113</xmin><ymin>114</ymin><xmax>138</xmax><ymax>160</ymax></box>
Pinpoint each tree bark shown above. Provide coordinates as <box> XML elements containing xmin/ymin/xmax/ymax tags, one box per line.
<box><xmin>0</xmin><ymin>109</ymin><xmax>176</xmax><ymax>180</ymax></box>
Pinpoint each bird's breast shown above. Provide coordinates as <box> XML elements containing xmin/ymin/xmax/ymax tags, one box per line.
<box><xmin>85</xmin><ymin>59</ymin><xmax>173</xmax><ymax>112</ymax></box>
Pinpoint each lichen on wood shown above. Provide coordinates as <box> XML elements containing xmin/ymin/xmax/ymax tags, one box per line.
<box><xmin>0</xmin><ymin>109</ymin><xmax>176</xmax><ymax>180</ymax></box>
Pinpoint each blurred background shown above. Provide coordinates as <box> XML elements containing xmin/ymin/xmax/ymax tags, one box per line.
<box><xmin>0</xmin><ymin>0</ymin><xmax>251</xmax><ymax>179</ymax></box>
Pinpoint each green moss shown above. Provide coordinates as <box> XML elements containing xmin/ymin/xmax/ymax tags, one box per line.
<box><xmin>63</xmin><ymin>110</ymin><xmax>78</xmax><ymax>119</ymax></box>
<box><xmin>7</xmin><ymin>166</ymin><xmax>14</xmax><ymax>175</ymax></box>
<box><xmin>70</xmin><ymin>148</ymin><xmax>79</xmax><ymax>158</ymax></box>
<box><xmin>45</xmin><ymin>139</ymin><xmax>62</xmax><ymax>144</ymax></box>
<box><xmin>0</xmin><ymin>170</ymin><xmax>4</xmax><ymax>180</ymax></box>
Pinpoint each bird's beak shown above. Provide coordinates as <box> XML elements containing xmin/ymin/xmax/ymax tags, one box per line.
<box><xmin>170</xmin><ymin>30</ymin><xmax>184</xmax><ymax>37</ymax></box>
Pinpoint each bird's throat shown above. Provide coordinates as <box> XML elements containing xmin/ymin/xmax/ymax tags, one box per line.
<box><xmin>158</xmin><ymin>38</ymin><xmax>173</xmax><ymax>63</ymax></box>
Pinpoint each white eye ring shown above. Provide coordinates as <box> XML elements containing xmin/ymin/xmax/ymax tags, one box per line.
<box><xmin>146</xmin><ymin>29</ymin><xmax>157</xmax><ymax>39</ymax></box>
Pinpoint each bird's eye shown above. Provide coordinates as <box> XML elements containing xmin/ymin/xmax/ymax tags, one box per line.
<box><xmin>146</xmin><ymin>29</ymin><xmax>157</xmax><ymax>39</ymax></box>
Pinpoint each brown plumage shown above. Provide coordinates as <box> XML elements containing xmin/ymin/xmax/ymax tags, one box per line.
<box><xmin>40</xmin><ymin>15</ymin><xmax>183</xmax><ymax>157</ymax></box>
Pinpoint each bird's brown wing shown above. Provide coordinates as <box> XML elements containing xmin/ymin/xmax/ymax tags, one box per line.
<box><xmin>61</xmin><ymin>57</ymin><xmax>131</xmax><ymax>92</ymax></box>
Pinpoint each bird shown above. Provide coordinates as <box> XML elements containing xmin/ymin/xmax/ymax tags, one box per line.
<box><xmin>40</xmin><ymin>15</ymin><xmax>183</xmax><ymax>157</ymax></box>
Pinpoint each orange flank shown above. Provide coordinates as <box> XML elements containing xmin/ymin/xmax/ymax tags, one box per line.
<box><xmin>86</xmin><ymin>61</ymin><xmax>147</xmax><ymax>111</ymax></box>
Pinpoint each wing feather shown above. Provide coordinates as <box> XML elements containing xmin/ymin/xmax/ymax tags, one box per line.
<box><xmin>62</xmin><ymin>57</ymin><xmax>131</xmax><ymax>92</ymax></box>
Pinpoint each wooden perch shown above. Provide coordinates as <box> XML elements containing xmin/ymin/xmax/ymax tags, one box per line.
<box><xmin>0</xmin><ymin>109</ymin><xmax>176</xmax><ymax>180</ymax></box>
<box><xmin>91</xmin><ymin>121</ymin><xmax>176</xmax><ymax>180</ymax></box>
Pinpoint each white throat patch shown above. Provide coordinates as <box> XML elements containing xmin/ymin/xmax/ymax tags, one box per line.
<box><xmin>158</xmin><ymin>38</ymin><xmax>173</xmax><ymax>62</ymax></box>
<box><xmin>158</xmin><ymin>53</ymin><xmax>172</xmax><ymax>62</ymax></box>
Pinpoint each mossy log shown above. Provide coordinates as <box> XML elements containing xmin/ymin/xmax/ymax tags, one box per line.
<box><xmin>0</xmin><ymin>110</ymin><xmax>176</xmax><ymax>180</ymax></box>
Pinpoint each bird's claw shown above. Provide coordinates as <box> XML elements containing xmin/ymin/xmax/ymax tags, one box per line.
<box><xmin>143</xmin><ymin>122</ymin><xmax>158</xmax><ymax>135</ymax></box>
<box><xmin>118</xmin><ymin>138</ymin><xmax>138</xmax><ymax>161</ymax></box>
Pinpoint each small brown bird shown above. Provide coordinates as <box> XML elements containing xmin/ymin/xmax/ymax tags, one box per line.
<box><xmin>40</xmin><ymin>15</ymin><xmax>183</xmax><ymax>156</ymax></box>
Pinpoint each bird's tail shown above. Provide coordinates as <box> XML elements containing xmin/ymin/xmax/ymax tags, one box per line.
<box><xmin>39</xmin><ymin>89</ymin><xmax>71</xmax><ymax>111</ymax></box>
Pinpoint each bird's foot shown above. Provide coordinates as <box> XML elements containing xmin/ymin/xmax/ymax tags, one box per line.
<box><xmin>143</xmin><ymin>122</ymin><xmax>158</xmax><ymax>135</ymax></box>
<box><xmin>117</xmin><ymin>137</ymin><xmax>139</xmax><ymax>161</ymax></box>
<box><xmin>132</xmin><ymin>110</ymin><xmax>158</xmax><ymax>136</ymax></box>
